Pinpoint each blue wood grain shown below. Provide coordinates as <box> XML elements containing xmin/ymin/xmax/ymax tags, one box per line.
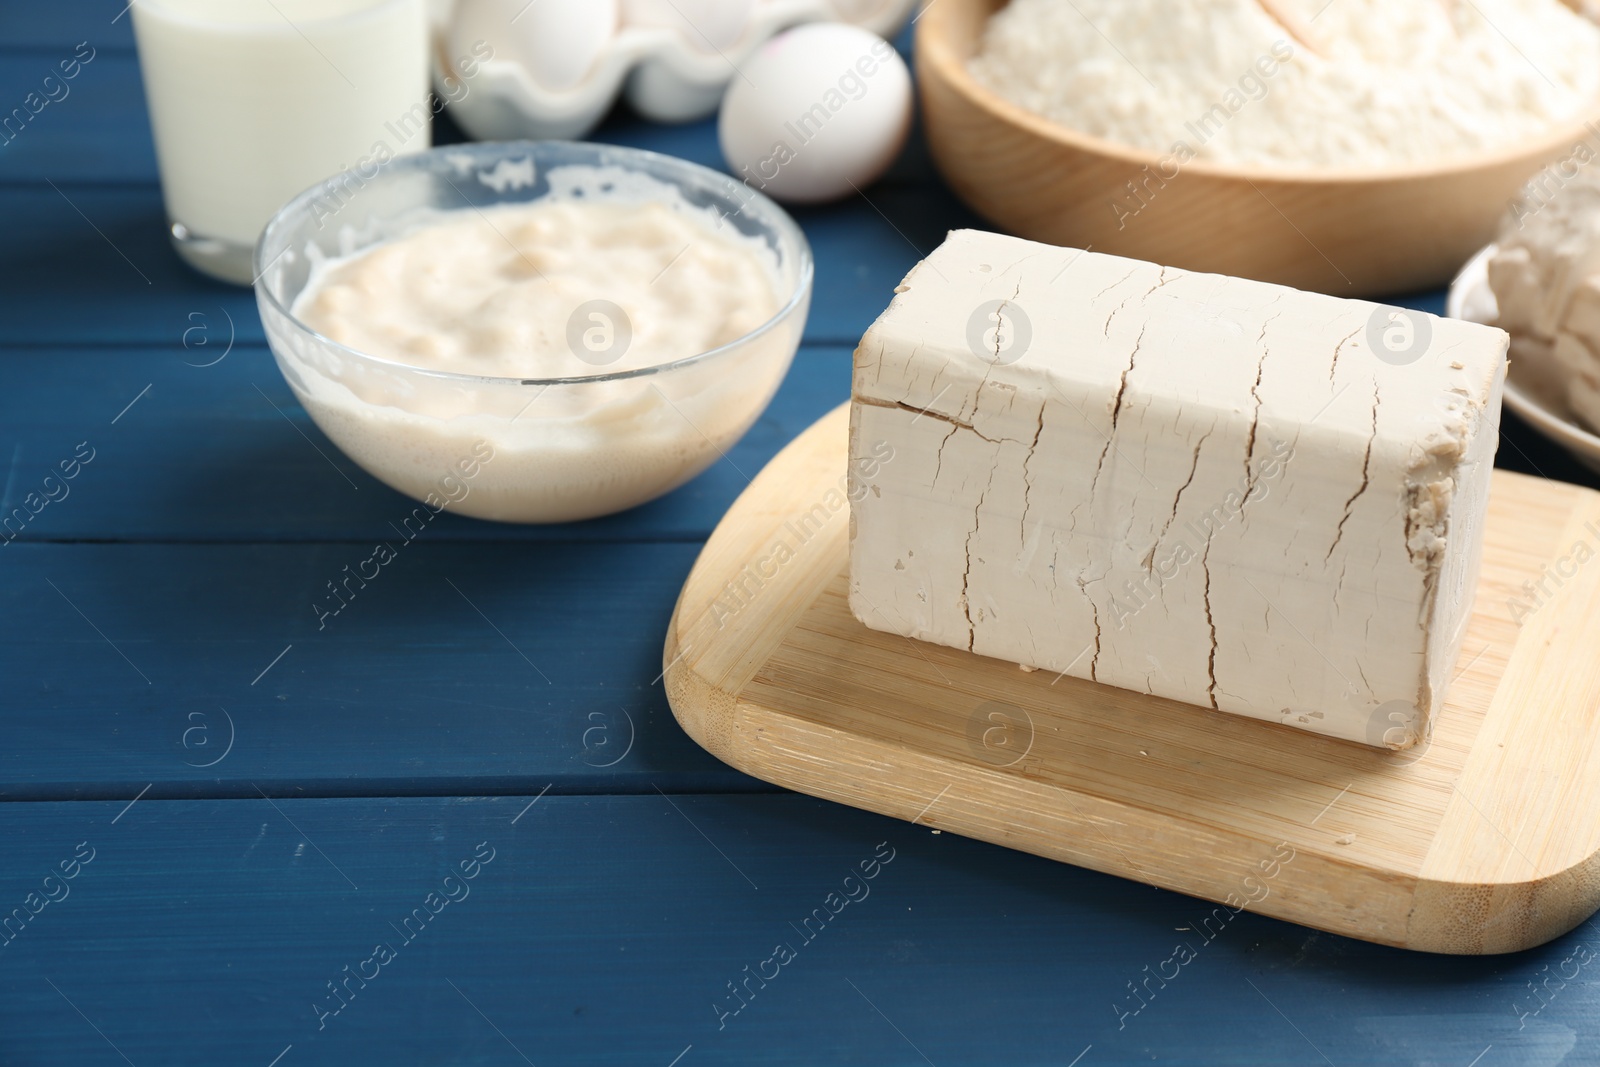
<box><xmin>0</xmin><ymin>794</ymin><xmax>1593</xmax><ymax>1066</ymax></box>
<box><xmin>0</xmin><ymin>35</ymin><xmax>969</xmax><ymax>348</ymax></box>
<box><xmin>0</xmin><ymin>52</ymin><xmax>151</xmax><ymax>184</ymax></box>
<box><xmin>0</xmin><ymin>180</ymin><xmax>958</xmax><ymax>348</ymax></box>
<box><xmin>0</xmin><ymin>1</ymin><xmax>133</xmax><ymax>53</ymax></box>
<box><xmin>0</xmin><ymin>344</ymin><xmax>851</xmax><ymax>543</ymax></box>
<box><xmin>0</xmin><ymin>539</ymin><xmax>782</xmax><ymax>799</ymax></box>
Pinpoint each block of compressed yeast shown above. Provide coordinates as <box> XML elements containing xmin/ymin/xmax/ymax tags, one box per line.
<box><xmin>848</xmin><ymin>230</ymin><xmax>1507</xmax><ymax>747</ymax></box>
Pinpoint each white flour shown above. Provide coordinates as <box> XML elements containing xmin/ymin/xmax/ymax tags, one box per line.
<box><xmin>969</xmin><ymin>0</ymin><xmax>1600</xmax><ymax>168</ymax></box>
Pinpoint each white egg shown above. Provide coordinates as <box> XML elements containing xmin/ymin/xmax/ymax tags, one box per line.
<box><xmin>621</xmin><ymin>0</ymin><xmax>752</xmax><ymax>52</ymax></box>
<box><xmin>718</xmin><ymin>24</ymin><xmax>912</xmax><ymax>204</ymax></box>
<box><xmin>450</xmin><ymin>0</ymin><xmax>618</xmax><ymax>92</ymax></box>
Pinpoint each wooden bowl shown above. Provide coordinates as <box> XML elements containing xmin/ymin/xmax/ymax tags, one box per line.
<box><xmin>916</xmin><ymin>0</ymin><xmax>1600</xmax><ymax>296</ymax></box>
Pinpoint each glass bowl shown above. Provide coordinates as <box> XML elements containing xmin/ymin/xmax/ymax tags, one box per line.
<box><xmin>254</xmin><ymin>140</ymin><xmax>812</xmax><ymax>523</ymax></box>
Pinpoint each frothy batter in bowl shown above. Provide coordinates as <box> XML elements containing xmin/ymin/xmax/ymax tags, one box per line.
<box><xmin>294</xmin><ymin>199</ymin><xmax>779</xmax><ymax>378</ymax></box>
<box><xmin>258</xmin><ymin>159</ymin><xmax>806</xmax><ymax>525</ymax></box>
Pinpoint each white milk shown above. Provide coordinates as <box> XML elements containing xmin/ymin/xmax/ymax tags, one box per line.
<box><xmin>132</xmin><ymin>0</ymin><xmax>429</xmax><ymax>283</ymax></box>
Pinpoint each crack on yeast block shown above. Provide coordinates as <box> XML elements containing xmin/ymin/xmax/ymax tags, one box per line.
<box><xmin>1083</xmin><ymin>321</ymin><xmax>1147</xmax><ymax>510</ymax></box>
<box><xmin>1113</xmin><ymin>324</ymin><xmax>1146</xmax><ymax>433</ymax></box>
<box><xmin>1326</xmin><ymin>382</ymin><xmax>1379</xmax><ymax>564</ymax></box>
<box><xmin>1101</xmin><ymin>267</ymin><xmax>1173</xmax><ymax>340</ymax></box>
<box><xmin>1204</xmin><ymin>312</ymin><xmax>1282</xmax><ymax>709</ymax></box>
<box><xmin>1090</xmin><ymin>266</ymin><xmax>1143</xmax><ymax>305</ymax></box>
<box><xmin>1077</xmin><ymin>314</ymin><xmax>1150</xmax><ymax>680</ymax></box>
<box><xmin>1329</xmin><ymin>326</ymin><xmax>1362</xmax><ymax>384</ymax></box>
<box><xmin>932</xmin><ymin>423</ymin><xmax>960</xmax><ymax>491</ymax></box>
<box><xmin>889</xmin><ymin>343</ymin><xmax>927</xmax><ymax>411</ymax></box>
<box><xmin>1202</xmin><ymin>534</ymin><xmax>1219</xmax><ymax>710</ymax></box>
<box><xmin>991</xmin><ymin>280</ymin><xmax>1023</xmax><ymax>364</ymax></box>
<box><xmin>863</xmin><ymin>337</ymin><xmax>889</xmax><ymax>395</ymax></box>
<box><xmin>1071</xmin><ymin>273</ymin><xmax>1178</xmax><ymax>681</ymax></box>
<box><xmin>1060</xmin><ymin>449</ymin><xmax>1113</xmax><ymax>677</ymax></box>
<box><xmin>852</xmin><ymin>397</ymin><xmax>1004</xmax><ymax>493</ymax></box>
<box><xmin>1144</xmin><ymin>425</ymin><xmax>1214</xmax><ymax>572</ymax></box>
<box><xmin>883</xmin><ymin>400</ymin><xmax>1002</xmax><ymax>444</ymax></box>
<box><xmin>959</xmin><ymin>281</ymin><xmax>1022</xmax><ymax>428</ymax></box>
<box><xmin>1075</xmin><ymin>569</ymin><xmax>1103</xmax><ymax>681</ymax></box>
<box><xmin>1202</xmin><ymin>299</ymin><xmax>1278</xmax><ymax>712</ymax></box>
<box><xmin>960</xmin><ymin>461</ymin><xmax>999</xmax><ymax>652</ymax></box>
<box><xmin>1237</xmin><ymin>317</ymin><xmax>1279</xmax><ymax>532</ymax></box>
<box><xmin>1047</xmin><ymin>538</ymin><xmax>1063</xmax><ymax>601</ymax></box>
<box><xmin>1019</xmin><ymin>399</ymin><xmax>1047</xmax><ymax>545</ymax></box>
<box><xmin>1077</xmin><ymin>273</ymin><xmax>1166</xmax><ymax>529</ymax></box>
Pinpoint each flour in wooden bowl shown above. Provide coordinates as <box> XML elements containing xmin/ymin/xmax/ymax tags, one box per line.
<box><xmin>968</xmin><ymin>0</ymin><xmax>1600</xmax><ymax>168</ymax></box>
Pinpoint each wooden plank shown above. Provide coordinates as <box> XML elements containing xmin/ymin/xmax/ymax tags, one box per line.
<box><xmin>0</xmin><ymin>540</ymin><xmax>772</xmax><ymax>798</ymax></box>
<box><xmin>0</xmin><ymin>1</ymin><xmax>132</xmax><ymax>53</ymax></box>
<box><xmin>0</xmin><ymin>48</ymin><xmax>952</xmax><ymax>344</ymax></box>
<box><xmin>666</xmin><ymin>404</ymin><xmax>1600</xmax><ymax>953</ymax></box>
<box><xmin>0</xmin><ymin>344</ymin><xmax>850</xmax><ymax>544</ymax></box>
<box><xmin>0</xmin><ymin>53</ymin><xmax>153</xmax><ymax>184</ymax></box>
<box><xmin>0</xmin><ymin>180</ymin><xmax>953</xmax><ymax>348</ymax></box>
<box><xmin>0</xmin><ymin>793</ymin><xmax>1591</xmax><ymax>1065</ymax></box>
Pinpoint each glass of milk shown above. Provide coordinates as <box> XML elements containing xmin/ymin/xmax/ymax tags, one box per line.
<box><xmin>131</xmin><ymin>0</ymin><xmax>430</xmax><ymax>285</ymax></box>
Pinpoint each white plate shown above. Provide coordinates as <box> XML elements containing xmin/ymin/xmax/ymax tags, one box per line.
<box><xmin>1446</xmin><ymin>243</ymin><xmax>1600</xmax><ymax>474</ymax></box>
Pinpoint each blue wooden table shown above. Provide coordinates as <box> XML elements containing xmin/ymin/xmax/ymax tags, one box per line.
<box><xmin>3</xmin><ymin>4</ymin><xmax>1599</xmax><ymax>1064</ymax></box>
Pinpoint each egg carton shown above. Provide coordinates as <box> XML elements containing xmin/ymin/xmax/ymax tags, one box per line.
<box><xmin>430</xmin><ymin>0</ymin><xmax>917</xmax><ymax>141</ymax></box>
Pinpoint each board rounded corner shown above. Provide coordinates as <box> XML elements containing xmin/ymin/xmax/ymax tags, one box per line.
<box><xmin>662</xmin><ymin>629</ymin><xmax>735</xmax><ymax>770</ymax></box>
<box><xmin>1405</xmin><ymin>852</ymin><xmax>1600</xmax><ymax>955</ymax></box>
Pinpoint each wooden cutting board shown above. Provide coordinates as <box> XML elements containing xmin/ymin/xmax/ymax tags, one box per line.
<box><xmin>663</xmin><ymin>403</ymin><xmax>1600</xmax><ymax>954</ymax></box>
